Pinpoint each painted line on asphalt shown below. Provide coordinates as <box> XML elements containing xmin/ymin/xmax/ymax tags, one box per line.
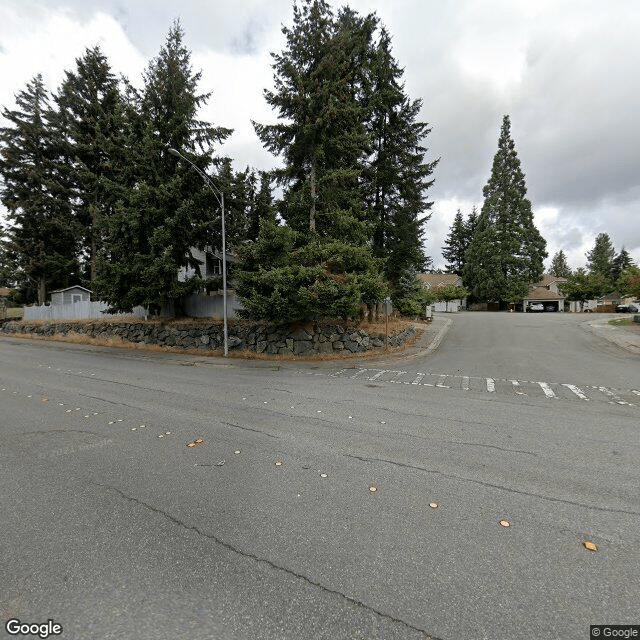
<box><xmin>562</xmin><ymin>384</ymin><xmax>589</xmax><ymax>401</ymax></box>
<box><xmin>537</xmin><ymin>382</ymin><xmax>556</xmax><ymax>398</ymax></box>
<box><xmin>597</xmin><ymin>386</ymin><xmax>631</xmax><ymax>405</ymax></box>
<box><xmin>319</xmin><ymin>367</ymin><xmax>636</xmax><ymax>406</ymax></box>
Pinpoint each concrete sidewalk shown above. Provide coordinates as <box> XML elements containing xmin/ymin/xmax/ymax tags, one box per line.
<box><xmin>584</xmin><ymin>316</ymin><xmax>640</xmax><ymax>355</ymax></box>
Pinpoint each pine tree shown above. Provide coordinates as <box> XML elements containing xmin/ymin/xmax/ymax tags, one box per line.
<box><xmin>463</xmin><ymin>115</ymin><xmax>547</xmax><ymax>304</ymax></box>
<box><xmin>442</xmin><ymin>209</ymin><xmax>467</xmax><ymax>275</ymax></box>
<box><xmin>248</xmin><ymin>171</ymin><xmax>275</xmax><ymax>241</ymax></box>
<box><xmin>94</xmin><ymin>21</ymin><xmax>232</xmax><ymax>313</ymax></box>
<box><xmin>365</xmin><ymin>27</ymin><xmax>437</xmax><ymax>283</ymax></box>
<box><xmin>0</xmin><ymin>75</ymin><xmax>79</xmax><ymax>304</ymax></box>
<box><xmin>53</xmin><ymin>46</ymin><xmax>124</xmax><ymax>283</ymax></box>
<box><xmin>585</xmin><ymin>233</ymin><xmax>615</xmax><ymax>287</ymax></box>
<box><xmin>242</xmin><ymin>1</ymin><xmax>388</xmax><ymax>320</ymax></box>
<box><xmin>253</xmin><ymin>0</ymin><xmax>375</xmax><ymax>242</ymax></box>
<box><xmin>550</xmin><ymin>250</ymin><xmax>571</xmax><ymax>278</ymax></box>
<box><xmin>611</xmin><ymin>247</ymin><xmax>634</xmax><ymax>284</ymax></box>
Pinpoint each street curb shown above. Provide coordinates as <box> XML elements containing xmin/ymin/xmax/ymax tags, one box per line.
<box><xmin>425</xmin><ymin>317</ymin><xmax>453</xmax><ymax>354</ymax></box>
<box><xmin>583</xmin><ymin>320</ymin><xmax>640</xmax><ymax>356</ymax></box>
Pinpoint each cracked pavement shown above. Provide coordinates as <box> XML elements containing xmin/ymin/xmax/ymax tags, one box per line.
<box><xmin>1</xmin><ymin>312</ymin><xmax>638</xmax><ymax>640</ymax></box>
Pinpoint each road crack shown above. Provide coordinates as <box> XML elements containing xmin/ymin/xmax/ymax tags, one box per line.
<box><xmin>345</xmin><ymin>455</ymin><xmax>640</xmax><ymax>516</ymax></box>
<box><xmin>91</xmin><ymin>482</ymin><xmax>438</xmax><ymax>639</ymax></box>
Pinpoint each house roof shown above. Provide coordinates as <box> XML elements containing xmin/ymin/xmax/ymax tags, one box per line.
<box><xmin>532</xmin><ymin>274</ymin><xmax>568</xmax><ymax>288</ymax></box>
<box><xmin>0</xmin><ymin>287</ymin><xmax>12</xmax><ymax>297</ymax></box>
<box><xmin>50</xmin><ymin>286</ymin><xmax>93</xmax><ymax>294</ymax></box>
<box><xmin>419</xmin><ymin>273</ymin><xmax>462</xmax><ymax>288</ymax></box>
<box><xmin>526</xmin><ymin>286</ymin><xmax>565</xmax><ymax>301</ymax></box>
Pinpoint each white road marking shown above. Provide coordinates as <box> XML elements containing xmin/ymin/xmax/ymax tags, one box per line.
<box><xmin>598</xmin><ymin>386</ymin><xmax>631</xmax><ymax>405</ymax></box>
<box><xmin>387</xmin><ymin>371</ymin><xmax>408</xmax><ymax>383</ymax></box>
<box><xmin>319</xmin><ymin>367</ymin><xmax>635</xmax><ymax>407</ymax></box>
<box><xmin>537</xmin><ymin>382</ymin><xmax>556</xmax><ymax>398</ymax></box>
<box><xmin>436</xmin><ymin>375</ymin><xmax>450</xmax><ymax>388</ymax></box>
<box><xmin>562</xmin><ymin>384</ymin><xmax>589</xmax><ymax>401</ymax></box>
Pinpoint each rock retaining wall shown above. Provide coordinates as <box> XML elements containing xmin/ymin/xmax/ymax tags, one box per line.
<box><xmin>0</xmin><ymin>320</ymin><xmax>415</xmax><ymax>356</ymax></box>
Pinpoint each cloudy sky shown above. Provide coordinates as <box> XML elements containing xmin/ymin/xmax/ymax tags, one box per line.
<box><xmin>1</xmin><ymin>0</ymin><xmax>639</xmax><ymax>270</ymax></box>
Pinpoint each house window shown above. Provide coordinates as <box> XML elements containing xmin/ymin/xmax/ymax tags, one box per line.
<box><xmin>72</xmin><ymin>294</ymin><xmax>82</xmax><ymax>303</ymax></box>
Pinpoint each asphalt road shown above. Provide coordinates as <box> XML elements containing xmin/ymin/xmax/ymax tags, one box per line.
<box><xmin>1</xmin><ymin>312</ymin><xmax>638</xmax><ymax>640</ymax></box>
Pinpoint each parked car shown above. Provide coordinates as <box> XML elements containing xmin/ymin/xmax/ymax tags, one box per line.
<box><xmin>544</xmin><ymin>304</ymin><xmax>557</xmax><ymax>312</ymax></box>
<box><xmin>616</xmin><ymin>304</ymin><xmax>639</xmax><ymax>313</ymax></box>
<box><xmin>527</xmin><ymin>303</ymin><xmax>544</xmax><ymax>312</ymax></box>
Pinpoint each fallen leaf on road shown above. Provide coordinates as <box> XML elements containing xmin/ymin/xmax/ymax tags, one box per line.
<box><xmin>186</xmin><ymin>438</ymin><xmax>204</xmax><ymax>448</ymax></box>
<box><xmin>583</xmin><ymin>541</ymin><xmax>598</xmax><ymax>552</ymax></box>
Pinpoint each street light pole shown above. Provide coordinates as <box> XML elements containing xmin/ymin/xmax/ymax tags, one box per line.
<box><xmin>167</xmin><ymin>147</ymin><xmax>228</xmax><ymax>357</ymax></box>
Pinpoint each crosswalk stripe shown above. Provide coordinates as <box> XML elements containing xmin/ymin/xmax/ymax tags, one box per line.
<box><xmin>436</xmin><ymin>375</ymin><xmax>449</xmax><ymax>388</ymax></box>
<box><xmin>537</xmin><ymin>382</ymin><xmax>556</xmax><ymax>398</ymax></box>
<box><xmin>486</xmin><ymin>378</ymin><xmax>495</xmax><ymax>392</ymax></box>
<box><xmin>598</xmin><ymin>386</ymin><xmax>631</xmax><ymax>405</ymax></box>
<box><xmin>562</xmin><ymin>384</ymin><xmax>589</xmax><ymax>401</ymax></box>
<box><xmin>462</xmin><ymin>376</ymin><xmax>470</xmax><ymax>391</ymax></box>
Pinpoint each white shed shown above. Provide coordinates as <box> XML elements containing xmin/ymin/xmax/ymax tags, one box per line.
<box><xmin>50</xmin><ymin>286</ymin><xmax>92</xmax><ymax>306</ymax></box>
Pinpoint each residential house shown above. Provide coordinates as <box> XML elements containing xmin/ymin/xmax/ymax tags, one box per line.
<box><xmin>178</xmin><ymin>247</ymin><xmax>236</xmax><ymax>286</ymax></box>
<box><xmin>418</xmin><ymin>273</ymin><xmax>466</xmax><ymax>312</ymax></box>
<box><xmin>524</xmin><ymin>275</ymin><xmax>567</xmax><ymax>312</ymax></box>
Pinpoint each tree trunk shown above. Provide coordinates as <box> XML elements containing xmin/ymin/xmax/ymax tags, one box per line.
<box><xmin>309</xmin><ymin>159</ymin><xmax>316</xmax><ymax>231</ymax></box>
<box><xmin>90</xmin><ymin>205</ymin><xmax>97</xmax><ymax>285</ymax></box>
<box><xmin>38</xmin><ymin>276</ymin><xmax>46</xmax><ymax>306</ymax></box>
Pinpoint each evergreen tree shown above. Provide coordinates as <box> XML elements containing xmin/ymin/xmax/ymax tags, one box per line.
<box><xmin>0</xmin><ymin>75</ymin><xmax>79</xmax><ymax>304</ymax></box>
<box><xmin>0</xmin><ymin>231</ymin><xmax>17</xmax><ymax>287</ymax></box>
<box><xmin>585</xmin><ymin>233</ymin><xmax>615</xmax><ymax>285</ymax></box>
<box><xmin>365</xmin><ymin>27</ymin><xmax>437</xmax><ymax>283</ymax></box>
<box><xmin>94</xmin><ymin>21</ymin><xmax>232</xmax><ymax>313</ymax></box>
<box><xmin>550</xmin><ymin>250</ymin><xmax>571</xmax><ymax>278</ymax></box>
<box><xmin>248</xmin><ymin>171</ymin><xmax>275</xmax><ymax>241</ymax></box>
<box><xmin>235</xmin><ymin>220</ymin><xmax>388</xmax><ymax>322</ymax></box>
<box><xmin>465</xmin><ymin>205</ymin><xmax>479</xmax><ymax>240</ymax></box>
<box><xmin>53</xmin><ymin>46</ymin><xmax>124</xmax><ymax>283</ymax></box>
<box><xmin>611</xmin><ymin>247</ymin><xmax>634</xmax><ymax>283</ymax></box>
<box><xmin>442</xmin><ymin>209</ymin><xmax>467</xmax><ymax>275</ymax></box>
<box><xmin>242</xmin><ymin>1</ymin><xmax>389</xmax><ymax>320</ymax></box>
<box><xmin>253</xmin><ymin>0</ymin><xmax>375</xmax><ymax>242</ymax></box>
<box><xmin>463</xmin><ymin>115</ymin><xmax>547</xmax><ymax>303</ymax></box>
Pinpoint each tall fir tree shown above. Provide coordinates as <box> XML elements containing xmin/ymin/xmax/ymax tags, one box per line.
<box><xmin>241</xmin><ymin>1</ymin><xmax>388</xmax><ymax>321</ymax></box>
<box><xmin>365</xmin><ymin>27</ymin><xmax>437</xmax><ymax>283</ymax></box>
<box><xmin>611</xmin><ymin>246</ymin><xmax>634</xmax><ymax>284</ymax></box>
<box><xmin>94</xmin><ymin>21</ymin><xmax>232</xmax><ymax>313</ymax></box>
<box><xmin>53</xmin><ymin>46</ymin><xmax>125</xmax><ymax>284</ymax></box>
<box><xmin>463</xmin><ymin>115</ymin><xmax>547</xmax><ymax>303</ymax></box>
<box><xmin>0</xmin><ymin>75</ymin><xmax>79</xmax><ymax>304</ymax></box>
<box><xmin>253</xmin><ymin>0</ymin><xmax>375</xmax><ymax>243</ymax></box>
<box><xmin>550</xmin><ymin>250</ymin><xmax>571</xmax><ymax>278</ymax></box>
<box><xmin>442</xmin><ymin>209</ymin><xmax>467</xmax><ymax>275</ymax></box>
<box><xmin>585</xmin><ymin>233</ymin><xmax>615</xmax><ymax>286</ymax></box>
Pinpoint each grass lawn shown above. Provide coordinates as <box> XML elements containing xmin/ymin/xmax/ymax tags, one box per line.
<box><xmin>608</xmin><ymin>317</ymin><xmax>633</xmax><ymax>327</ymax></box>
<box><xmin>2</xmin><ymin>307</ymin><xmax>23</xmax><ymax>319</ymax></box>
